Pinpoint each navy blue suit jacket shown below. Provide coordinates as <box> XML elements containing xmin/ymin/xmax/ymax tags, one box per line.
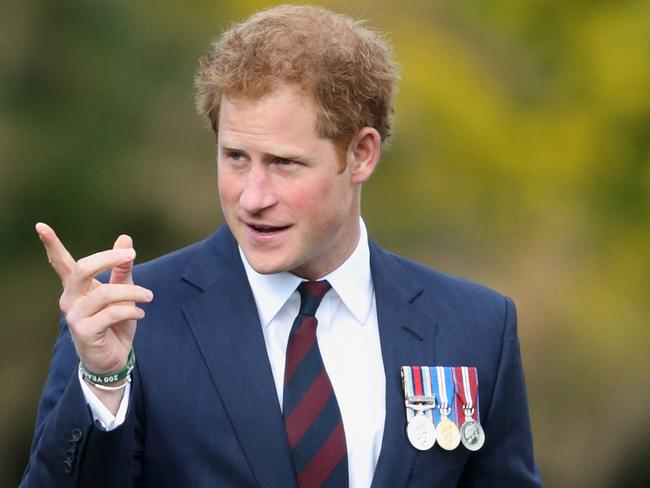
<box><xmin>22</xmin><ymin>225</ymin><xmax>541</xmax><ymax>487</ymax></box>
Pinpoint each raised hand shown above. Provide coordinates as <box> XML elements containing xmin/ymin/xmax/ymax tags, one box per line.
<box><xmin>35</xmin><ymin>223</ymin><xmax>153</xmax><ymax>381</ymax></box>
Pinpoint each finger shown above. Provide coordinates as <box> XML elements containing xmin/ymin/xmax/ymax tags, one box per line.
<box><xmin>64</xmin><ymin>248</ymin><xmax>136</xmax><ymax>301</ymax></box>
<box><xmin>67</xmin><ymin>283</ymin><xmax>153</xmax><ymax>322</ymax></box>
<box><xmin>110</xmin><ymin>234</ymin><xmax>134</xmax><ymax>285</ymax></box>
<box><xmin>75</xmin><ymin>304</ymin><xmax>145</xmax><ymax>341</ymax></box>
<box><xmin>35</xmin><ymin>222</ymin><xmax>77</xmax><ymax>285</ymax></box>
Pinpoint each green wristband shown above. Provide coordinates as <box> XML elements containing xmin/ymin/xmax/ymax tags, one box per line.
<box><xmin>80</xmin><ymin>349</ymin><xmax>136</xmax><ymax>386</ymax></box>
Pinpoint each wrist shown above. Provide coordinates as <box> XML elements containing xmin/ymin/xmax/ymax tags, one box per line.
<box><xmin>78</xmin><ymin>364</ymin><xmax>128</xmax><ymax>417</ymax></box>
<box><xmin>80</xmin><ymin>349</ymin><xmax>135</xmax><ymax>388</ymax></box>
<box><xmin>84</xmin><ymin>374</ymin><xmax>131</xmax><ymax>391</ymax></box>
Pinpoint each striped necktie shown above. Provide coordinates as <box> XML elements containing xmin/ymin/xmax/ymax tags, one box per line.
<box><xmin>283</xmin><ymin>280</ymin><xmax>349</xmax><ymax>487</ymax></box>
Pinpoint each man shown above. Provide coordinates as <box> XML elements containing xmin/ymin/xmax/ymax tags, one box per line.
<box><xmin>22</xmin><ymin>5</ymin><xmax>541</xmax><ymax>487</ymax></box>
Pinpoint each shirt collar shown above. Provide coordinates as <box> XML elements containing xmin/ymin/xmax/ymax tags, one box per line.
<box><xmin>240</xmin><ymin>218</ymin><xmax>374</xmax><ymax>328</ymax></box>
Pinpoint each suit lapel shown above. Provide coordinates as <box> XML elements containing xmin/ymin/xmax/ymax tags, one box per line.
<box><xmin>369</xmin><ymin>242</ymin><xmax>439</xmax><ymax>488</ymax></box>
<box><xmin>180</xmin><ymin>227</ymin><xmax>297</xmax><ymax>488</ymax></box>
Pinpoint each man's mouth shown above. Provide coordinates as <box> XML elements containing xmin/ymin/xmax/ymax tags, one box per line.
<box><xmin>248</xmin><ymin>224</ymin><xmax>290</xmax><ymax>233</ymax></box>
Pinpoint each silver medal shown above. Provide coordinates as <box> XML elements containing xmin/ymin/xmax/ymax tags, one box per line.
<box><xmin>456</xmin><ymin>367</ymin><xmax>485</xmax><ymax>451</ymax></box>
<box><xmin>407</xmin><ymin>413</ymin><xmax>436</xmax><ymax>451</ymax></box>
<box><xmin>401</xmin><ymin>367</ymin><xmax>438</xmax><ymax>451</ymax></box>
<box><xmin>460</xmin><ymin>419</ymin><xmax>485</xmax><ymax>451</ymax></box>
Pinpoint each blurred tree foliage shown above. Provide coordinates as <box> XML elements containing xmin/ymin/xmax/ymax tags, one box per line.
<box><xmin>1</xmin><ymin>0</ymin><xmax>648</xmax><ymax>486</ymax></box>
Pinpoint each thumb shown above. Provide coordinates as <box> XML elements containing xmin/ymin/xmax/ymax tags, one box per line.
<box><xmin>110</xmin><ymin>234</ymin><xmax>135</xmax><ymax>285</ymax></box>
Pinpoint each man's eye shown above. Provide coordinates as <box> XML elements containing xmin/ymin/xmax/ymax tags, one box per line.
<box><xmin>275</xmin><ymin>157</ymin><xmax>295</xmax><ymax>166</ymax></box>
<box><xmin>230</xmin><ymin>152</ymin><xmax>244</xmax><ymax>161</ymax></box>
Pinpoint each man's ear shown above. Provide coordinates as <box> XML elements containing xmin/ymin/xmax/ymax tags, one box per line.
<box><xmin>347</xmin><ymin>127</ymin><xmax>381</xmax><ymax>184</ymax></box>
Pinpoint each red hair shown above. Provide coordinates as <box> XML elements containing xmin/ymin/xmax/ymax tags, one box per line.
<box><xmin>195</xmin><ymin>5</ymin><xmax>400</xmax><ymax>147</ymax></box>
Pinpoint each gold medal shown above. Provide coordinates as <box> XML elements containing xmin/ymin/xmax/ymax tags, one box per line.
<box><xmin>435</xmin><ymin>417</ymin><xmax>461</xmax><ymax>451</ymax></box>
<box><xmin>432</xmin><ymin>366</ymin><xmax>460</xmax><ymax>451</ymax></box>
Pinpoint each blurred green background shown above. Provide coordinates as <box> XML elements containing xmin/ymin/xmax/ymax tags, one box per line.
<box><xmin>2</xmin><ymin>0</ymin><xmax>649</xmax><ymax>486</ymax></box>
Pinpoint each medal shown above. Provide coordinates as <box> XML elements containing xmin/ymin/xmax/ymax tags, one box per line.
<box><xmin>435</xmin><ymin>417</ymin><xmax>461</xmax><ymax>451</ymax></box>
<box><xmin>432</xmin><ymin>366</ymin><xmax>460</xmax><ymax>450</ymax></box>
<box><xmin>406</xmin><ymin>406</ymin><xmax>436</xmax><ymax>451</ymax></box>
<box><xmin>460</xmin><ymin>420</ymin><xmax>485</xmax><ymax>451</ymax></box>
<box><xmin>453</xmin><ymin>366</ymin><xmax>485</xmax><ymax>451</ymax></box>
<box><xmin>401</xmin><ymin>366</ymin><xmax>436</xmax><ymax>450</ymax></box>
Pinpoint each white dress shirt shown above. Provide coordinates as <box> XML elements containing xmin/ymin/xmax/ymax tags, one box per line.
<box><xmin>82</xmin><ymin>220</ymin><xmax>385</xmax><ymax>487</ymax></box>
<box><xmin>241</xmin><ymin>219</ymin><xmax>385</xmax><ymax>487</ymax></box>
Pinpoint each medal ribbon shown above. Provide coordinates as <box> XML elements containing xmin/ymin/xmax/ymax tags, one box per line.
<box><xmin>429</xmin><ymin>367</ymin><xmax>447</xmax><ymax>425</ymax></box>
<box><xmin>412</xmin><ymin>366</ymin><xmax>425</xmax><ymax>398</ymax></box>
<box><xmin>443</xmin><ymin>367</ymin><xmax>457</xmax><ymax>424</ymax></box>
<box><xmin>452</xmin><ymin>366</ymin><xmax>480</xmax><ymax>422</ymax></box>
<box><xmin>402</xmin><ymin>366</ymin><xmax>436</xmax><ymax>423</ymax></box>
<box><xmin>401</xmin><ymin>366</ymin><xmax>416</xmax><ymax>421</ymax></box>
<box><xmin>432</xmin><ymin>367</ymin><xmax>458</xmax><ymax>424</ymax></box>
<box><xmin>421</xmin><ymin>366</ymin><xmax>435</xmax><ymax>423</ymax></box>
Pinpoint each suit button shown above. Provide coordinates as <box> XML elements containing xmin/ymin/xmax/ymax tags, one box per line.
<box><xmin>70</xmin><ymin>427</ymin><xmax>82</xmax><ymax>442</ymax></box>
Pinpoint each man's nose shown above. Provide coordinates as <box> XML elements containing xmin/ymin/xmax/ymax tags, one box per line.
<box><xmin>239</xmin><ymin>165</ymin><xmax>277</xmax><ymax>213</ymax></box>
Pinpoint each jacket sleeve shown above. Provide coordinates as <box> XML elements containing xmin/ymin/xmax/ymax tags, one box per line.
<box><xmin>458</xmin><ymin>297</ymin><xmax>542</xmax><ymax>487</ymax></box>
<box><xmin>20</xmin><ymin>317</ymin><xmax>138</xmax><ymax>487</ymax></box>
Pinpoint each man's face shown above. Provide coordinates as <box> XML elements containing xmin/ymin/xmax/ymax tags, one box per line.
<box><xmin>217</xmin><ymin>84</ymin><xmax>361</xmax><ymax>279</ymax></box>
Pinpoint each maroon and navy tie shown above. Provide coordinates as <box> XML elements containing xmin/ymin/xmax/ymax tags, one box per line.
<box><xmin>283</xmin><ymin>281</ymin><xmax>349</xmax><ymax>487</ymax></box>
